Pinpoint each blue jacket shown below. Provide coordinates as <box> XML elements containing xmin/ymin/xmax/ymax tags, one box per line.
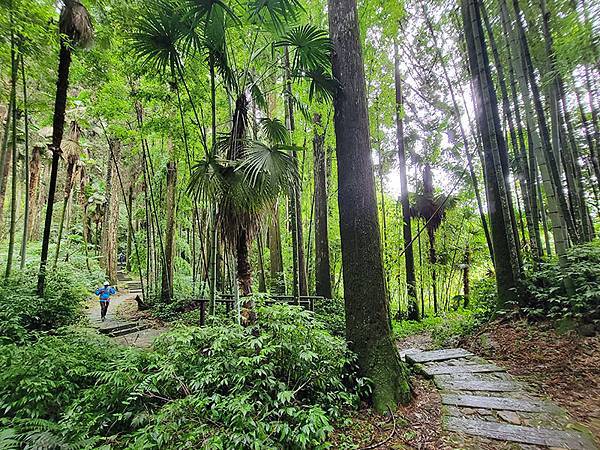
<box><xmin>96</xmin><ymin>286</ymin><xmax>116</xmax><ymax>301</ymax></box>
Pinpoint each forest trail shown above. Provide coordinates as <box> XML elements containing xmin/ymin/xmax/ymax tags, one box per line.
<box><xmin>403</xmin><ymin>348</ymin><xmax>598</xmax><ymax>449</ymax></box>
<box><xmin>85</xmin><ymin>269</ymin><xmax>166</xmax><ymax>348</ymax></box>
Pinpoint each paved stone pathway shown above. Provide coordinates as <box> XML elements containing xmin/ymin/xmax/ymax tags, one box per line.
<box><xmin>86</xmin><ymin>269</ymin><xmax>165</xmax><ymax>348</ymax></box>
<box><xmin>403</xmin><ymin>348</ymin><xmax>598</xmax><ymax>449</ymax></box>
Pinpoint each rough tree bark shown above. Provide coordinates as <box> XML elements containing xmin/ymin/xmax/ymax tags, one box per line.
<box><xmin>100</xmin><ymin>138</ymin><xmax>121</xmax><ymax>285</ymax></box>
<box><xmin>328</xmin><ymin>0</ymin><xmax>411</xmax><ymax>411</ymax></box>
<box><xmin>313</xmin><ymin>113</ymin><xmax>332</xmax><ymax>299</ymax></box>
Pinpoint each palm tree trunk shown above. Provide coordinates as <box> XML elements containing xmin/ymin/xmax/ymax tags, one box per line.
<box><xmin>313</xmin><ymin>114</ymin><xmax>332</xmax><ymax>299</ymax></box>
<box><xmin>237</xmin><ymin>229</ymin><xmax>255</xmax><ymax>325</ymax></box>
<box><xmin>394</xmin><ymin>43</ymin><xmax>418</xmax><ymax>321</ymax></box>
<box><xmin>37</xmin><ymin>43</ymin><xmax>71</xmax><ymax>295</ymax></box>
<box><xmin>257</xmin><ymin>231</ymin><xmax>266</xmax><ymax>292</ymax></box>
<box><xmin>329</xmin><ymin>0</ymin><xmax>410</xmax><ymax>411</ymax></box>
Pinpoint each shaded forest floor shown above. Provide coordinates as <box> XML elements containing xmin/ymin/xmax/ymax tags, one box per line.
<box><xmin>333</xmin><ymin>319</ymin><xmax>599</xmax><ymax>449</ymax></box>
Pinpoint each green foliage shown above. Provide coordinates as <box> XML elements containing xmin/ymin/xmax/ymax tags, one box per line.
<box><xmin>0</xmin><ymin>305</ymin><xmax>362</xmax><ymax>449</ymax></box>
<box><xmin>524</xmin><ymin>240</ymin><xmax>600</xmax><ymax>323</ymax></box>
<box><xmin>0</xmin><ymin>261</ymin><xmax>99</xmax><ymax>344</ymax></box>
<box><xmin>314</xmin><ymin>297</ymin><xmax>345</xmax><ymax>337</ymax></box>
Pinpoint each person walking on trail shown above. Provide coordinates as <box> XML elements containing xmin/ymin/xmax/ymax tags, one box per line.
<box><xmin>95</xmin><ymin>281</ymin><xmax>116</xmax><ymax>321</ymax></box>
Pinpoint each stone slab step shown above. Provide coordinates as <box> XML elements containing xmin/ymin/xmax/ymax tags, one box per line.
<box><xmin>406</xmin><ymin>348</ymin><xmax>473</xmax><ymax>364</ymax></box>
<box><xmin>436</xmin><ymin>379</ymin><xmax>522</xmax><ymax>392</ymax></box>
<box><xmin>418</xmin><ymin>363</ymin><xmax>504</xmax><ymax>377</ymax></box>
<box><xmin>108</xmin><ymin>323</ymin><xmax>151</xmax><ymax>337</ymax></box>
<box><xmin>445</xmin><ymin>417</ymin><xmax>596</xmax><ymax>449</ymax></box>
<box><xmin>442</xmin><ymin>394</ymin><xmax>561</xmax><ymax>413</ymax></box>
<box><xmin>98</xmin><ymin>322</ymin><xmax>139</xmax><ymax>334</ymax></box>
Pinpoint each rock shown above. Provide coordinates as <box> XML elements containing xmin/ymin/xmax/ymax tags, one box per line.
<box><xmin>497</xmin><ymin>410</ymin><xmax>522</xmax><ymax>425</ymax></box>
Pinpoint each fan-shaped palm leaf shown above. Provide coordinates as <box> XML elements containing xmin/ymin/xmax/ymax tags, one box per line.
<box><xmin>306</xmin><ymin>69</ymin><xmax>339</xmax><ymax>101</ymax></box>
<box><xmin>275</xmin><ymin>25</ymin><xmax>332</xmax><ymax>73</ymax></box>
<box><xmin>259</xmin><ymin>117</ymin><xmax>289</xmax><ymax>145</ymax></box>
<box><xmin>248</xmin><ymin>0</ymin><xmax>303</xmax><ymax>29</ymax></box>
<box><xmin>129</xmin><ymin>1</ymin><xmax>188</xmax><ymax>75</ymax></box>
<box><xmin>237</xmin><ymin>140</ymin><xmax>298</xmax><ymax>192</ymax></box>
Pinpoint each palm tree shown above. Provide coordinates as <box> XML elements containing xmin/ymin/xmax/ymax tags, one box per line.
<box><xmin>189</xmin><ymin>93</ymin><xmax>297</xmax><ymax>324</ymax></box>
<box><xmin>37</xmin><ymin>0</ymin><xmax>93</xmax><ymax>295</ymax></box>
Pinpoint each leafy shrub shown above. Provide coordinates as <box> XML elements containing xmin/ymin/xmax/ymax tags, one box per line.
<box><xmin>314</xmin><ymin>297</ymin><xmax>345</xmax><ymax>336</ymax></box>
<box><xmin>524</xmin><ymin>240</ymin><xmax>600</xmax><ymax>323</ymax></box>
<box><xmin>0</xmin><ymin>264</ymin><xmax>95</xmax><ymax>344</ymax></box>
<box><xmin>0</xmin><ymin>305</ymin><xmax>362</xmax><ymax>449</ymax></box>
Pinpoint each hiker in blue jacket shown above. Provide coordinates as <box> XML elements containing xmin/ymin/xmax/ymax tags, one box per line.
<box><xmin>95</xmin><ymin>281</ymin><xmax>117</xmax><ymax>321</ymax></box>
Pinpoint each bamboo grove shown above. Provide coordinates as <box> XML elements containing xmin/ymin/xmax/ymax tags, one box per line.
<box><xmin>0</xmin><ymin>0</ymin><xmax>598</xmax><ymax>379</ymax></box>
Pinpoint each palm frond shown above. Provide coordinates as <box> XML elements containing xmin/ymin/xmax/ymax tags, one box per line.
<box><xmin>247</xmin><ymin>0</ymin><xmax>303</xmax><ymax>30</ymax></box>
<box><xmin>237</xmin><ymin>140</ymin><xmax>298</xmax><ymax>193</ymax></box>
<box><xmin>259</xmin><ymin>117</ymin><xmax>289</xmax><ymax>145</ymax></box>
<box><xmin>129</xmin><ymin>1</ymin><xmax>188</xmax><ymax>75</ymax></box>
<box><xmin>275</xmin><ymin>25</ymin><xmax>332</xmax><ymax>73</ymax></box>
<box><xmin>306</xmin><ymin>69</ymin><xmax>339</xmax><ymax>102</ymax></box>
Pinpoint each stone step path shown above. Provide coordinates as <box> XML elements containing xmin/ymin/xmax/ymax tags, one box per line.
<box><xmin>86</xmin><ymin>270</ymin><xmax>163</xmax><ymax>348</ymax></box>
<box><xmin>404</xmin><ymin>348</ymin><xmax>597</xmax><ymax>449</ymax></box>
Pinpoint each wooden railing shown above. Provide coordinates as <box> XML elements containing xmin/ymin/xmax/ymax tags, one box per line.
<box><xmin>197</xmin><ymin>295</ymin><xmax>324</xmax><ymax>325</ymax></box>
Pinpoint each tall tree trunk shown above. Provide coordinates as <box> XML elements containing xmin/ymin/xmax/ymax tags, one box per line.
<box><xmin>100</xmin><ymin>138</ymin><xmax>121</xmax><ymax>285</ymax></box>
<box><xmin>501</xmin><ymin>0</ymin><xmax>569</xmax><ymax>260</ymax></box>
<box><xmin>268</xmin><ymin>203</ymin><xmax>285</xmax><ymax>294</ymax></box>
<box><xmin>5</xmin><ymin>31</ymin><xmax>18</xmax><ymax>278</ymax></box>
<box><xmin>28</xmin><ymin>147</ymin><xmax>44</xmax><ymax>241</ymax></box>
<box><xmin>37</xmin><ymin>43</ymin><xmax>71</xmax><ymax>295</ymax></box>
<box><xmin>482</xmin><ymin>1</ymin><xmax>539</xmax><ymax>264</ymax></box>
<box><xmin>394</xmin><ymin>43</ymin><xmax>418</xmax><ymax>321</ymax></box>
<box><xmin>422</xmin><ymin>5</ymin><xmax>494</xmax><ymax>263</ymax></box>
<box><xmin>328</xmin><ymin>0</ymin><xmax>411</xmax><ymax>411</ymax></box>
<box><xmin>161</xmin><ymin>158</ymin><xmax>176</xmax><ymax>303</ymax></box>
<box><xmin>257</xmin><ymin>232</ymin><xmax>267</xmax><ymax>292</ymax></box>
<box><xmin>512</xmin><ymin>0</ymin><xmax>579</xmax><ymax>244</ymax></box>
<box><xmin>313</xmin><ymin>114</ymin><xmax>332</xmax><ymax>299</ymax></box>
<box><xmin>463</xmin><ymin>245</ymin><xmax>470</xmax><ymax>308</ymax></box>
<box><xmin>462</xmin><ymin>0</ymin><xmax>521</xmax><ymax>307</ymax></box>
<box><xmin>284</xmin><ymin>46</ymin><xmax>308</xmax><ymax>298</ymax></box>
<box><xmin>126</xmin><ymin>185</ymin><xmax>133</xmax><ymax>271</ymax></box>
<box><xmin>19</xmin><ymin>53</ymin><xmax>30</xmax><ymax>269</ymax></box>
<box><xmin>0</xmin><ymin>93</ymin><xmax>14</xmax><ymax>229</ymax></box>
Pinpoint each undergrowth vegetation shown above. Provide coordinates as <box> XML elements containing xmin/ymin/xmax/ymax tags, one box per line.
<box><xmin>0</xmin><ymin>253</ymin><xmax>103</xmax><ymax>344</ymax></box>
<box><xmin>524</xmin><ymin>240</ymin><xmax>600</xmax><ymax>324</ymax></box>
<box><xmin>0</xmin><ymin>305</ymin><xmax>364</xmax><ymax>449</ymax></box>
